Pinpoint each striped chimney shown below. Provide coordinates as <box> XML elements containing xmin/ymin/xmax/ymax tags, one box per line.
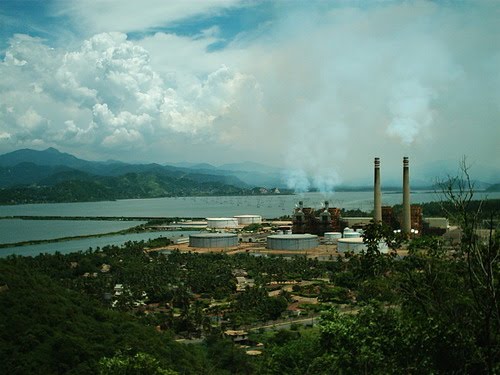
<box><xmin>374</xmin><ymin>157</ymin><xmax>382</xmax><ymax>223</ymax></box>
<box><xmin>402</xmin><ymin>156</ymin><xmax>411</xmax><ymax>235</ymax></box>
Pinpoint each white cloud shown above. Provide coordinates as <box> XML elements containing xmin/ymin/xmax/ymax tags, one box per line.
<box><xmin>0</xmin><ymin>31</ymin><xmax>259</xmax><ymax>158</ymax></box>
<box><xmin>1</xmin><ymin>1</ymin><xmax>500</xmax><ymax>185</ymax></box>
<box><xmin>102</xmin><ymin>128</ymin><xmax>143</xmax><ymax>147</ymax></box>
<box><xmin>0</xmin><ymin>132</ymin><xmax>11</xmax><ymax>140</ymax></box>
<box><xmin>17</xmin><ymin>108</ymin><xmax>46</xmax><ymax>130</ymax></box>
<box><xmin>54</xmin><ymin>0</ymin><xmax>242</xmax><ymax>34</ymax></box>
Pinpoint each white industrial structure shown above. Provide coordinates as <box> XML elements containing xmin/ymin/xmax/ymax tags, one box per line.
<box><xmin>337</xmin><ymin>238</ymin><xmax>389</xmax><ymax>254</ymax></box>
<box><xmin>267</xmin><ymin>234</ymin><xmax>318</xmax><ymax>250</ymax></box>
<box><xmin>324</xmin><ymin>232</ymin><xmax>342</xmax><ymax>244</ymax></box>
<box><xmin>343</xmin><ymin>227</ymin><xmax>362</xmax><ymax>238</ymax></box>
<box><xmin>206</xmin><ymin>217</ymin><xmax>238</xmax><ymax>229</ymax></box>
<box><xmin>189</xmin><ymin>233</ymin><xmax>239</xmax><ymax>248</ymax></box>
<box><xmin>423</xmin><ymin>217</ymin><xmax>449</xmax><ymax>229</ymax></box>
<box><xmin>234</xmin><ymin>215</ymin><xmax>262</xmax><ymax>225</ymax></box>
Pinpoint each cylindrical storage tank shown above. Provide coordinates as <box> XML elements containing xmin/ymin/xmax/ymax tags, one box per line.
<box><xmin>337</xmin><ymin>238</ymin><xmax>389</xmax><ymax>254</ymax></box>
<box><xmin>337</xmin><ymin>238</ymin><xmax>367</xmax><ymax>253</ymax></box>
<box><xmin>267</xmin><ymin>234</ymin><xmax>318</xmax><ymax>250</ymax></box>
<box><xmin>344</xmin><ymin>231</ymin><xmax>361</xmax><ymax>238</ymax></box>
<box><xmin>234</xmin><ymin>215</ymin><xmax>262</xmax><ymax>225</ymax></box>
<box><xmin>189</xmin><ymin>233</ymin><xmax>238</xmax><ymax>248</ymax></box>
<box><xmin>206</xmin><ymin>217</ymin><xmax>238</xmax><ymax>229</ymax></box>
<box><xmin>324</xmin><ymin>232</ymin><xmax>342</xmax><ymax>244</ymax></box>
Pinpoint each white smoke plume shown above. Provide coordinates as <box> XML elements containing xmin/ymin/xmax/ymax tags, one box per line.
<box><xmin>1</xmin><ymin>1</ymin><xmax>498</xmax><ymax>180</ymax></box>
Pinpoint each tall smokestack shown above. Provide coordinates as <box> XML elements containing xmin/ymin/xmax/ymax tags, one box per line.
<box><xmin>402</xmin><ymin>156</ymin><xmax>411</xmax><ymax>235</ymax></box>
<box><xmin>374</xmin><ymin>157</ymin><xmax>382</xmax><ymax>223</ymax></box>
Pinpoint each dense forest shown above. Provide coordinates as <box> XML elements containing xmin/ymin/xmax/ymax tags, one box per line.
<box><xmin>0</xmin><ymin>172</ymin><xmax>284</xmax><ymax>205</ymax></box>
<box><xmin>1</xmin><ymin>168</ymin><xmax>499</xmax><ymax>374</ymax></box>
<box><xmin>1</xmin><ymin>219</ymin><xmax>498</xmax><ymax>374</ymax></box>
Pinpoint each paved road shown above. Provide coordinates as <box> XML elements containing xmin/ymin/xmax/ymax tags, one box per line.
<box><xmin>247</xmin><ymin>316</ymin><xmax>320</xmax><ymax>332</ymax></box>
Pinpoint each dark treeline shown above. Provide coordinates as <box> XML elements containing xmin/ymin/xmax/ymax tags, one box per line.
<box><xmin>1</xmin><ymin>222</ymin><xmax>499</xmax><ymax>374</ymax></box>
<box><xmin>0</xmin><ymin>172</ymin><xmax>288</xmax><ymax>205</ymax></box>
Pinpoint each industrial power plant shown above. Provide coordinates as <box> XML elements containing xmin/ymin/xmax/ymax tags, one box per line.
<box><xmin>161</xmin><ymin>157</ymin><xmax>449</xmax><ymax>255</ymax></box>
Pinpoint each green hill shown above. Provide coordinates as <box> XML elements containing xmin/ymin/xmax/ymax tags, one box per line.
<box><xmin>0</xmin><ymin>171</ymin><xmax>260</xmax><ymax>205</ymax></box>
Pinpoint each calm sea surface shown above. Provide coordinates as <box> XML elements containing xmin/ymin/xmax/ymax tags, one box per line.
<box><xmin>1</xmin><ymin>191</ymin><xmax>498</xmax><ymax>258</ymax></box>
<box><xmin>0</xmin><ymin>219</ymin><xmax>145</xmax><ymax>244</ymax></box>
<box><xmin>0</xmin><ymin>230</ymin><xmax>200</xmax><ymax>258</ymax></box>
<box><xmin>3</xmin><ymin>191</ymin><xmax>498</xmax><ymax>218</ymax></box>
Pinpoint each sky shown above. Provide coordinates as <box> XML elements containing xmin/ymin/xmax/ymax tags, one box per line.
<box><xmin>0</xmin><ymin>0</ymin><xmax>499</xmax><ymax>188</ymax></box>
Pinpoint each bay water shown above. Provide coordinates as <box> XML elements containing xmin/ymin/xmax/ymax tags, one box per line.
<box><xmin>1</xmin><ymin>191</ymin><xmax>498</xmax><ymax>257</ymax></box>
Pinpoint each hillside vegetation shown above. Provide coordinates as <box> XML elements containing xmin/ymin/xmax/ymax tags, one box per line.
<box><xmin>0</xmin><ymin>148</ymin><xmax>290</xmax><ymax>204</ymax></box>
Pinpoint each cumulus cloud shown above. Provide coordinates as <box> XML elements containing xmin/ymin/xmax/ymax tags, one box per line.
<box><xmin>1</xmin><ymin>1</ymin><xmax>499</xmax><ymax>186</ymax></box>
<box><xmin>0</xmin><ymin>32</ymin><xmax>259</xmax><ymax>157</ymax></box>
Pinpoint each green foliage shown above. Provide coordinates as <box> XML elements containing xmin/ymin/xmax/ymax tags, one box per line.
<box><xmin>410</xmin><ymin>199</ymin><xmax>500</xmax><ymax>224</ymax></box>
<box><xmin>1</xmin><ymin>176</ymin><xmax>498</xmax><ymax>375</ymax></box>
<box><xmin>98</xmin><ymin>352</ymin><xmax>179</xmax><ymax>375</ymax></box>
<box><xmin>0</xmin><ymin>172</ymin><xmax>257</xmax><ymax>205</ymax></box>
<box><xmin>229</xmin><ymin>287</ymin><xmax>288</xmax><ymax>325</ymax></box>
<box><xmin>0</xmin><ymin>258</ymin><xmax>209</xmax><ymax>374</ymax></box>
<box><xmin>241</xmin><ymin>223</ymin><xmax>263</xmax><ymax>232</ymax></box>
<box><xmin>205</xmin><ymin>335</ymin><xmax>255</xmax><ymax>375</ymax></box>
<box><xmin>259</xmin><ymin>330</ymin><xmax>321</xmax><ymax>375</ymax></box>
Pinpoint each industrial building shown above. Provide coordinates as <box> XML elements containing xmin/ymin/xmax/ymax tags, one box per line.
<box><xmin>267</xmin><ymin>234</ymin><xmax>319</xmax><ymax>250</ymax></box>
<box><xmin>423</xmin><ymin>217</ymin><xmax>449</xmax><ymax>236</ymax></box>
<box><xmin>189</xmin><ymin>233</ymin><xmax>238</xmax><ymax>248</ymax></box>
<box><xmin>234</xmin><ymin>215</ymin><xmax>262</xmax><ymax>225</ymax></box>
<box><xmin>292</xmin><ymin>201</ymin><xmax>341</xmax><ymax>235</ymax></box>
<box><xmin>343</xmin><ymin>217</ymin><xmax>372</xmax><ymax>227</ymax></box>
<box><xmin>337</xmin><ymin>238</ymin><xmax>389</xmax><ymax>254</ymax></box>
<box><xmin>206</xmin><ymin>217</ymin><xmax>238</xmax><ymax>229</ymax></box>
<box><xmin>324</xmin><ymin>232</ymin><xmax>342</xmax><ymax>244</ymax></box>
<box><xmin>343</xmin><ymin>228</ymin><xmax>362</xmax><ymax>238</ymax></box>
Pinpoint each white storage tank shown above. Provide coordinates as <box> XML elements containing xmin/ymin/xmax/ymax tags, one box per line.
<box><xmin>206</xmin><ymin>217</ymin><xmax>239</xmax><ymax>229</ymax></box>
<box><xmin>234</xmin><ymin>215</ymin><xmax>262</xmax><ymax>225</ymax></box>
<box><xmin>343</xmin><ymin>231</ymin><xmax>361</xmax><ymax>238</ymax></box>
<box><xmin>267</xmin><ymin>234</ymin><xmax>318</xmax><ymax>250</ymax></box>
<box><xmin>423</xmin><ymin>217</ymin><xmax>449</xmax><ymax>229</ymax></box>
<box><xmin>189</xmin><ymin>233</ymin><xmax>239</xmax><ymax>248</ymax></box>
<box><xmin>337</xmin><ymin>238</ymin><xmax>389</xmax><ymax>254</ymax></box>
<box><xmin>324</xmin><ymin>232</ymin><xmax>342</xmax><ymax>244</ymax></box>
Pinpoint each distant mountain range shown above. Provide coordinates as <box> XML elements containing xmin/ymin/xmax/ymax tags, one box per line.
<box><xmin>0</xmin><ymin>148</ymin><xmax>498</xmax><ymax>205</ymax></box>
<box><xmin>0</xmin><ymin>148</ymin><xmax>288</xmax><ymax>189</ymax></box>
<box><xmin>0</xmin><ymin>148</ymin><xmax>289</xmax><ymax>204</ymax></box>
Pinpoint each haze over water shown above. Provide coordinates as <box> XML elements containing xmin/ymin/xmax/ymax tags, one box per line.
<box><xmin>2</xmin><ymin>191</ymin><xmax>498</xmax><ymax>219</ymax></box>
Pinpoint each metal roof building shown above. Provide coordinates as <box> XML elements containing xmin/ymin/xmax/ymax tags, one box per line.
<box><xmin>189</xmin><ymin>233</ymin><xmax>239</xmax><ymax>248</ymax></box>
<box><xmin>267</xmin><ymin>234</ymin><xmax>318</xmax><ymax>250</ymax></box>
